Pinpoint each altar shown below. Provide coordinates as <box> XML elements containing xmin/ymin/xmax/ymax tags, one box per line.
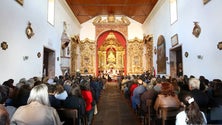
<box><xmin>104</xmin><ymin>68</ymin><xmax>119</xmax><ymax>80</ymax></box>
<box><xmin>98</xmin><ymin>32</ymin><xmax>125</xmax><ymax>76</ymax></box>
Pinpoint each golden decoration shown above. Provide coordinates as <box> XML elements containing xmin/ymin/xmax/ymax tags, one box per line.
<box><xmin>1</xmin><ymin>41</ymin><xmax>8</xmax><ymax>50</ymax></box>
<box><xmin>79</xmin><ymin>38</ymin><xmax>96</xmax><ymax>74</ymax></box>
<box><xmin>26</xmin><ymin>22</ymin><xmax>34</xmax><ymax>39</ymax></box>
<box><xmin>98</xmin><ymin>32</ymin><xmax>125</xmax><ymax>72</ymax></box>
<box><xmin>37</xmin><ymin>52</ymin><xmax>41</xmax><ymax>58</ymax></box>
<box><xmin>93</xmin><ymin>15</ymin><xmax>130</xmax><ymax>25</ymax></box>
<box><xmin>192</xmin><ymin>22</ymin><xmax>201</xmax><ymax>38</ymax></box>
<box><xmin>127</xmin><ymin>37</ymin><xmax>144</xmax><ymax>74</ymax></box>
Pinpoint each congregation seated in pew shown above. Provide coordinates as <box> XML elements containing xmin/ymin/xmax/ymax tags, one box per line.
<box><xmin>1</xmin><ymin>72</ymin><xmax>222</xmax><ymax>125</ymax></box>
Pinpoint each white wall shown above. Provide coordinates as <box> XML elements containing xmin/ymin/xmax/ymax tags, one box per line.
<box><xmin>128</xmin><ymin>19</ymin><xmax>143</xmax><ymax>40</ymax></box>
<box><xmin>143</xmin><ymin>0</ymin><xmax>222</xmax><ymax>80</ymax></box>
<box><xmin>80</xmin><ymin>18</ymin><xmax>96</xmax><ymax>40</ymax></box>
<box><xmin>0</xmin><ymin>0</ymin><xmax>80</xmax><ymax>84</ymax></box>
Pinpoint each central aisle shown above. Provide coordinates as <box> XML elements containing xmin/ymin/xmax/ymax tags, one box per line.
<box><xmin>92</xmin><ymin>82</ymin><xmax>141</xmax><ymax>125</ymax></box>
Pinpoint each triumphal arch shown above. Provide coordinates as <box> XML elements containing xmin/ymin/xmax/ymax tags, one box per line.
<box><xmin>70</xmin><ymin>15</ymin><xmax>153</xmax><ymax>77</ymax></box>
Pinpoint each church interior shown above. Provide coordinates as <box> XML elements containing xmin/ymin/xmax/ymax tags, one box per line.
<box><xmin>1</xmin><ymin>0</ymin><xmax>222</xmax><ymax>125</ymax></box>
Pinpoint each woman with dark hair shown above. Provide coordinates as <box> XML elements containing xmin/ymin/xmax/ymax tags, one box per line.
<box><xmin>154</xmin><ymin>82</ymin><xmax>181</xmax><ymax>118</ymax></box>
<box><xmin>176</xmin><ymin>92</ymin><xmax>207</xmax><ymax>125</ymax></box>
<box><xmin>63</xmin><ymin>83</ymin><xmax>86</xmax><ymax>124</ymax></box>
<box><xmin>80</xmin><ymin>79</ymin><xmax>94</xmax><ymax>125</ymax></box>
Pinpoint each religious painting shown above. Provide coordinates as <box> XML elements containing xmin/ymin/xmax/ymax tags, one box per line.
<box><xmin>157</xmin><ymin>35</ymin><xmax>166</xmax><ymax>74</ymax></box>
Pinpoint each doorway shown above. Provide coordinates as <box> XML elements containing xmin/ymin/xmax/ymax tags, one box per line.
<box><xmin>43</xmin><ymin>47</ymin><xmax>55</xmax><ymax>78</ymax></box>
<box><xmin>170</xmin><ymin>45</ymin><xmax>183</xmax><ymax>78</ymax></box>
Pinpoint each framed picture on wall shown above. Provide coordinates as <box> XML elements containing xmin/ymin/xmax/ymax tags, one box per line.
<box><xmin>15</xmin><ymin>0</ymin><xmax>23</xmax><ymax>6</ymax></box>
<box><xmin>171</xmin><ymin>34</ymin><xmax>178</xmax><ymax>47</ymax></box>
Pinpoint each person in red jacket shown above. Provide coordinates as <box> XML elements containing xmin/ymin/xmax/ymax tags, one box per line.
<box><xmin>80</xmin><ymin>79</ymin><xmax>94</xmax><ymax>125</ymax></box>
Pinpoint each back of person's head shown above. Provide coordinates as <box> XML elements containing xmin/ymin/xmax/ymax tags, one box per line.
<box><xmin>27</xmin><ymin>83</ymin><xmax>49</xmax><ymax>106</ymax></box>
<box><xmin>33</xmin><ymin>76</ymin><xmax>40</xmax><ymax>82</ymax></box>
<box><xmin>80</xmin><ymin>79</ymin><xmax>90</xmax><ymax>90</ymax></box>
<box><xmin>55</xmin><ymin>84</ymin><xmax>65</xmax><ymax>94</ymax></box>
<box><xmin>156</xmin><ymin>77</ymin><xmax>162</xmax><ymax>84</ymax></box>
<box><xmin>150</xmin><ymin>77</ymin><xmax>156</xmax><ymax>85</ymax></box>
<box><xmin>0</xmin><ymin>105</ymin><xmax>9</xmax><ymax>125</ymax></box>
<box><xmin>189</xmin><ymin>78</ymin><xmax>200</xmax><ymax>90</ymax></box>
<box><xmin>160</xmin><ymin>82</ymin><xmax>175</xmax><ymax>96</ymax></box>
<box><xmin>180</xmin><ymin>91</ymin><xmax>205</xmax><ymax>124</ymax></box>
<box><xmin>47</xmin><ymin>84</ymin><xmax>56</xmax><ymax>94</ymax></box>
<box><xmin>69</xmin><ymin>84</ymin><xmax>81</xmax><ymax>97</ymax></box>
<box><xmin>2</xmin><ymin>80</ymin><xmax>14</xmax><ymax>89</ymax></box>
<box><xmin>63</xmin><ymin>80</ymin><xmax>72</xmax><ymax>93</ymax></box>
<box><xmin>34</xmin><ymin>80</ymin><xmax>43</xmax><ymax>87</ymax></box>
<box><xmin>0</xmin><ymin>85</ymin><xmax>9</xmax><ymax>104</ymax></box>
<box><xmin>19</xmin><ymin>78</ymin><xmax>26</xmax><ymax>84</ymax></box>
<box><xmin>212</xmin><ymin>80</ymin><xmax>222</xmax><ymax>97</ymax></box>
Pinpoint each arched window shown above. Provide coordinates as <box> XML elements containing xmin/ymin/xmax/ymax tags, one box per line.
<box><xmin>170</xmin><ymin>0</ymin><xmax>178</xmax><ymax>24</ymax></box>
<box><xmin>47</xmin><ymin>0</ymin><xmax>55</xmax><ymax>26</ymax></box>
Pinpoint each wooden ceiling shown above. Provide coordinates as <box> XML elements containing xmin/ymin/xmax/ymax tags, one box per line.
<box><xmin>65</xmin><ymin>0</ymin><xmax>158</xmax><ymax>24</ymax></box>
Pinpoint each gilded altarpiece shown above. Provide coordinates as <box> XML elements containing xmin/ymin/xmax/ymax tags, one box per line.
<box><xmin>98</xmin><ymin>32</ymin><xmax>125</xmax><ymax>73</ymax></box>
<box><xmin>127</xmin><ymin>38</ymin><xmax>144</xmax><ymax>74</ymax></box>
<box><xmin>79</xmin><ymin>38</ymin><xmax>96</xmax><ymax>75</ymax></box>
<box><xmin>93</xmin><ymin>15</ymin><xmax>130</xmax><ymax>75</ymax></box>
<box><xmin>70</xmin><ymin>35</ymin><xmax>79</xmax><ymax>75</ymax></box>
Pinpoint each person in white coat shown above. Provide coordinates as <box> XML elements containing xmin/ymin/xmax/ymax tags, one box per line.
<box><xmin>176</xmin><ymin>92</ymin><xmax>207</xmax><ymax>125</ymax></box>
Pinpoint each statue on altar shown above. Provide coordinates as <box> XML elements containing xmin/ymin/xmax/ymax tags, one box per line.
<box><xmin>107</xmin><ymin>48</ymin><xmax>116</xmax><ymax>63</ymax></box>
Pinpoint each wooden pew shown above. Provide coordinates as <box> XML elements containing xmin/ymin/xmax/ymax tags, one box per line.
<box><xmin>57</xmin><ymin>108</ymin><xmax>78</xmax><ymax>125</ymax></box>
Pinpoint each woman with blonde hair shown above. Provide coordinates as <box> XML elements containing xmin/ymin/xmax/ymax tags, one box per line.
<box><xmin>11</xmin><ymin>83</ymin><xmax>62</xmax><ymax>125</ymax></box>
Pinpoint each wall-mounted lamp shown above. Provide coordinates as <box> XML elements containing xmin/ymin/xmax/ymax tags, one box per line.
<box><xmin>184</xmin><ymin>52</ymin><xmax>189</xmax><ymax>58</ymax></box>
<box><xmin>37</xmin><ymin>52</ymin><xmax>41</xmax><ymax>58</ymax></box>
<box><xmin>197</xmin><ymin>55</ymin><xmax>203</xmax><ymax>60</ymax></box>
<box><xmin>23</xmin><ymin>56</ymin><xmax>29</xmax><ymax>61</ymax></box>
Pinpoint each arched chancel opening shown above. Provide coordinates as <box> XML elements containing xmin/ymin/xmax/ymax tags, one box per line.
<box><xmin>96</xmin><ymin>30</ymin><xmax>127</xmax><ymax>77</ymax></box>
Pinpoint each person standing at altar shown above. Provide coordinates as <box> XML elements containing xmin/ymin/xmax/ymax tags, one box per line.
<box><xmin>108</xmin><ymin>74</ymin><xmax>112</xmax><ymax>82</ymax></box>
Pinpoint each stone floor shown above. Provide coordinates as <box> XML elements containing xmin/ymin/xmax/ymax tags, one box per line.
<box><xmin>92</xmin><ymin>82</ymin><xmax>141</xmax><ymax>125</ymax></box>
